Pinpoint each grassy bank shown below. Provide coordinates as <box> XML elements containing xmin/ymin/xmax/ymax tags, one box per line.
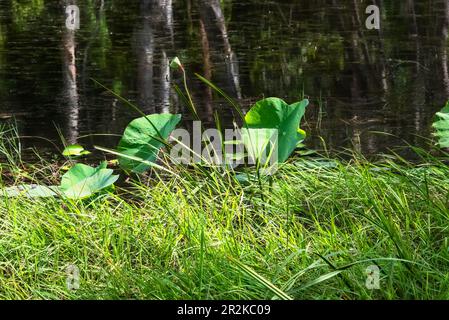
<box><xmin>1</xmin><ymin>131</ymin><xmax>449</xmax><ymax>299</ymax></box>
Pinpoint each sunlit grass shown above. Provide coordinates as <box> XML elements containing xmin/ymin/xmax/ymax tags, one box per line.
<box><xmin>1</xmin><ymin>127</ymin><xmax>449</xmax><ymax>299</ymax></box>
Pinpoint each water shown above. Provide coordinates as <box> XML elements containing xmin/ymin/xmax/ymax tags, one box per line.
<box><xmin>1</xmin><ymin>0</ymin><xmax>449</xmax><ymax>159</ymax></box>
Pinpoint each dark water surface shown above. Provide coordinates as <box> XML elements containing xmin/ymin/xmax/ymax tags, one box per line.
<box><xmin>1</xmin><ymin>0</ymin><xmax>449</xmax><ymax>158</ymax></box>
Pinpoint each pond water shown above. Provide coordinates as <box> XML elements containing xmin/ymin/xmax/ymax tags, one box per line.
<box><xmin>1</xmin><ymin>0</ymin><xmax>449</xmax><ymax>158</ymax></box>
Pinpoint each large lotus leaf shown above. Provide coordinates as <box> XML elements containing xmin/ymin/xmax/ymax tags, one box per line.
<box><xmin>433</xmin><ymin>101</ymin><xmax>449</xmax><ymax>148</ymax></box>
<box><xmin>241</xmin><ymin>128</ymin><xmax>279</xmax><ymax>166</ymax></box>
<box><xmin>2</xmin><ymin>184</ymin><xmax>59</xmax><ymax>198</ymax></box>
<box><xmin>60</xmin><ymin>161</ymin><xmax>119</xmax><ymax>199</ymax></box>
<box><xmin>244</xmin><ymin>98</ymin><xmax>309</xmax><ymax>163</ymax></box>
<box><xmin>117</xmin><ymin>113</ymin><xmax>181</xmax><ymax>173</ymax></box>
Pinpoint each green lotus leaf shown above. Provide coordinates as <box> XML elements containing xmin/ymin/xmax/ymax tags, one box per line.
<box><xmin>60</xmin><ymin>161</ymin><xmax>119</xmax><ymax>199</ymax></box>
<box><xmin>433</xmin><ymin>101</ymin><xmax>449</xmax><ymax>148</ymax></box>
<box><xmin>62</xmin><ymin>144</ymin><xmax>91</xmax><ymax>157</ymax></box>
<box><xmin>117</xmin><ymin>113</ymin><xmax>181</xmax><ymax>173</ymax></box>
<box><xmin>243</xmin><ymin>97</ymin><xmax>309</xmax><ymax>164</ymax></box>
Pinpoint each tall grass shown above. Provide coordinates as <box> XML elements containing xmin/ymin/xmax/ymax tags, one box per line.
<box><xmin>1</xmin><ymin>123</ymin><xmax>449</xmax><ymax>299</ymax></box>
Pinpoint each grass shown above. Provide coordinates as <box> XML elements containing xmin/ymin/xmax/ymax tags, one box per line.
<box><xmin>1</xmin><ymin>124</ymin><xmax>449</xmax><ymax>299</ymax></box>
